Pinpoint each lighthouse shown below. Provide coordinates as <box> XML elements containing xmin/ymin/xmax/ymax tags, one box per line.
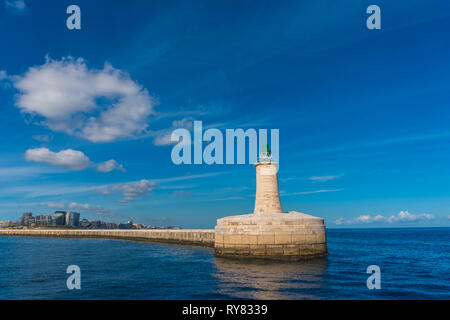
<box><xmin>253</xmin><ymin>145</ymin><xmax>282</xmax><ymax>214</ymax></box>
<box><xmin>214</xmin><ymin>145</ymin><xmax>328</xmax><ymax>260</ymax></box>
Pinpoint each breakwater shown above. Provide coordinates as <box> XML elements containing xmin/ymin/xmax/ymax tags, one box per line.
<box><xmin>0</xmin><ymin>229</ymin><xmax>215</xmax><ymax>247</ymax></box>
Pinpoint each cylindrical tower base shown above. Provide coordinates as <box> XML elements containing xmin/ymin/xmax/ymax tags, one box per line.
<box><xmin>214</xmin><ymin>211</ymin><xmax>328</xmax><ymax>260</ymax></box>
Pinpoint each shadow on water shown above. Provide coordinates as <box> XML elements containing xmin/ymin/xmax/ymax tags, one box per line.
<box><xmin>212</xmin><ymin>256</ymin><xmax>329</xmax><ymax>299</ymax></box>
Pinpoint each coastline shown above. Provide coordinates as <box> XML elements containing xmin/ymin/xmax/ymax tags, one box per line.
<box><xmin>0</xmin><ymin>229</ymin><xmax>215</xmax><ymax>247</ymax></box>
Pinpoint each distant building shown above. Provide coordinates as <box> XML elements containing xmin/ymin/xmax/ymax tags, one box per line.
<box><xmin>66</xmin><ymin>212</ymin><xmax>80</xmax><ymax>227</ymax></box>
<box><xmin>85</xmin><ymin>220</ymin><xmax>106</xmax><ymax>229</ymax></box>
<box><xmin>10</xmin><ymin>211</ymin><xmax>168</xmax><ymax>230</ymax></box>
<box><xmin>28</xmin><ymin>217</ymin><xmax>36</xmax><ymax>227</ymax></box>
<box><xmin>19</xmin><ymin>212</ymin><xmax>32</xmax><ymax>226</ymax></box>
<box><xmin>118</xmin><ymin>220</ymin><xmax>135</xmax><ymax>229</ymax></box>
<box><xmin>105</xmin><ymin>222</ymin><xmax>118</xmax><ymax>229</ymax></box>
<box><xmin>35</xmin><ymin>215</ymin><xmax>53</xmax><ymax>227</ymax></box>
<box><xmin>0</xmin><ymin>220</ymin><xmax>16</xmax><ymax>228</ymax></box>
<box><xmin>52</xmin><ymin>211</ymin><xmax>67</xmax><ymax>226</ymax></box>
<box><xmin>80</xmin><ymin>218</ymin><xmax>90</xmax><ymax>228</ymax></box>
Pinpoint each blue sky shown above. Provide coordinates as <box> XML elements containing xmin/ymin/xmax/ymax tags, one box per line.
<box><xmin>1</xmin><ymin>0</ymin><xmax>450</xmax><ymax>228</ymax></box>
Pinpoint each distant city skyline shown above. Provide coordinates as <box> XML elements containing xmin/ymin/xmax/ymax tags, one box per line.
<box><xmin>1</xmin><ymin>1</ymin><xmax>450</xmax><ymax>228</ymax></box>
<box><xmin>0</xmin><ymin>210</ymin><xmax>176</xmax><ymax>229</ymax></box>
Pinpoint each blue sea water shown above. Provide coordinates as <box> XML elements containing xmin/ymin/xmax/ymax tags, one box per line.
<box><xmin>0</xmin><ymin>228</ymin><xmax>448</xmax><ymax>299</ymax></box>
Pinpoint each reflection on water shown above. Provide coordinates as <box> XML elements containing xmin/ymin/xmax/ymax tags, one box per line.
<box><xmin>213</xmin><ymin>257</ymin><xmax>329</xmax><ymax>299</ymax></box>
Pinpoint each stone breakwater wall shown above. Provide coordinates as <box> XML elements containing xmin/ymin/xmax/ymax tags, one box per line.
<box><xmin>0</xmin><ymin>229</ymin><xmax>215</xmax><ymax>247</ymax></box>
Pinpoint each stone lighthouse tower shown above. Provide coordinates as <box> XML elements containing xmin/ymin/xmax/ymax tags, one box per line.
<box><xmin>214</xmin><ymin>145</ymin><xmax>328</xmax><ymax>260</ymax></box>
<box><xmin>253</xmin><ymin>145</ymin><xmax>282</xmax><ymax>214</ymax></box>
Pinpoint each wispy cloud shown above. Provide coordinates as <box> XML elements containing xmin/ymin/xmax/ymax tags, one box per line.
<box><xmin>0</xmin><ymin>166</ymin><xmax>63</xmax><ymax>179</ymax></box>
<box><xmin>154</xmin><ymin>171</ymin><xmax>226</xmax><ymax>183</ymax></box>
<box><xmin>96</xmin><ymin>159</ymin><xmax>125</xmax><ymax>173</ymax></box>
<box><xmin>39</xmin><ymin>201</ymin><xmax>65</xmax><ymax>209</ymax></box>
<box><xmin>0</xmin><ymin>172</ymin><xmax>227</xmax><ymax>200</ymax></box>
<box><xmin>283</xmin><ymin>189</ymin><xmax>342</xmax><ymax>196</ymax></box>
<box><xmin>130</xmin><ymin>216</ymin><xmax>170</xmax><ymax>226</ymax></box>
<box><xmin>335</xmin><ymin>211</ymin><xmax>435</xmax><ymax>225</ymax></box>
<box><xmin>95</xmin><ymin>180</ymin><xmax>158</xmax><ymax>203</ymax></box>
<box><xmin>152</xmin><ymin>117</ymin><xmax>194</xmax><ymax>146</ymax></box>
<box><xmin>280</xmin><ymin>174</ymin><xmax>344</xmax><ymax>183</ymax></box>
<box><xmin>3</xmin><ymin>184</ymin><xmax>100</xmax><ymax>198</ymax></box>
<box><xmin>5</xmin><ymin>0</ymin><xmax>27</xmax><ymax>14</ymax></box>
<box><xmin>306</xmin><ymin>174</ymin><xmax>344</xmax><ymax>182</ymax></box>
<box><xmin>93</xmin><ymin>172</ymin><xmax>228</xmax><ymax>202</ymax></box>
<box><xmin>95</xmin><ymin>172</ymin><xmax>226</xmax><ymax>202</ymax></box>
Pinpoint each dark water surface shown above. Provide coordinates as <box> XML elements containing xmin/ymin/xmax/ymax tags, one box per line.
<box><xmin>0</xmin><ymin>228</ymin><xmax>448</xmax><ymax>299</ymax></box>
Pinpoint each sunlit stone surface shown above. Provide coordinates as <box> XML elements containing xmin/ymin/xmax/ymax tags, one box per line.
<box><xmin>214</xmin><ymin>160</ymin><xmax>328</xmax><ymax>260</ymax></box>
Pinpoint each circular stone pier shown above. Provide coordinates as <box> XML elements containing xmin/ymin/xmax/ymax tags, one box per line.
<box><xmin>214</xmin><ymin>156</ymin><xmax>328</xmax><ymax>260</ymax></box>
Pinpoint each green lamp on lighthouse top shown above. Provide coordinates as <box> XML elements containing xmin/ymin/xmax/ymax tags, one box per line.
<box><xmin>259</xmin><ymin>144</ymin><xmax>272</xmax><ymax>162</ymax></box>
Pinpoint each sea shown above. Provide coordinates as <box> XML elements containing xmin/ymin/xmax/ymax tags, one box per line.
<box><xmin>0</xmin><ymin>227</ymin><xmax>448</xmax><ymax>299</ymax></box>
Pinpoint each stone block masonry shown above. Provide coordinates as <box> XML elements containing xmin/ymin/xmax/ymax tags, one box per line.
<box><xmin>253</xmin><ymin>162</ymin><xmax>282</xmax><ymax>214</ymax></box>
<box><xmin>0</xmin><ymin>229</ymin><xmax>215</xmax><ymax>247</ymax></box>
<box><xmin>214</xmin><ymin>212</ymin><xmax>327</xmax><ymax>260</ymax></box>
<box><xmin>214</xmin><ymin>158</ymin><xmax>328</xmax><ymax>260</ymax></box>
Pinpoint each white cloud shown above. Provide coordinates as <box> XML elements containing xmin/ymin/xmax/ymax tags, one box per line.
<box><xmin>354</xmin><ymin>214</ymin><xmax>386</xmax><ymax>224</ymax></box>
<box><xmin>5</xmin><ymin>0</ymin><xmax>27</xmax><ymax>13</ymax></box>
<box><xmin>307</xmin><ymin>174</ymin><xmax>343</xmax><ymax>182</ymax></box>
<box><xmin>0</xmin><ymin>70</ymin><xmax>12</xmax><ymax>89</ymax></box>
<box><xmin>67</xmin><ymin>202</ymin><xmax>118</xmax><ymax>218</ymax></box>
<box><xmin>25</xmin><ymin>147</ymin><xmax>125</xmax><ymax>173</ymax></box>
<box><xmin>96</xmin><ymin>159</ymin><xmax>125</xmax><ymax>173</ymax></box>
<box><xmin>0</xmin><ymin>70</ymin><xmax>7</xmax><ymax>80</ymax></box>
<box><xmin>25</xmin><ymin>147</ymin><xmax>91</xmax><ymax>171</ymax></box>
<box><xmin>96</xmin><ymin>179</ymin><xmax>158</xmax><ymax>202</ymax></box>
<box><xmin>153</xmin><ymin>132</ymin><xmax>173</xmax><ymax>146</ymax></box>
<box><xmin>0</xmin><ymin>166</ymin><xmax>63</xmax><ymax>179</ymax></box>
<box><xmin>336</xmin><ymin>211</ymin><xmax>435</xmax><ymax>225</ymax></box>
<box><xmin>386</xmin><ymin>210</ymin><xmax>434</xmax><ymax>223</ymax></box>
<box><xmin>13</xmin><ymin>56</ymin><xmax>155</xmax><ymax>142</ymax></box>
<box><xmin>153</xmin><ymin>171</ymin><xmax>226</xmax><ymax>183</ymax></box>
<box><xmin>153</xmin><ymin>117</ymin><xmax>194</xmax><ymax>146</ymax></box>
<box><xmin>0</xmin><ymin>172</ymin><xmax>225</xmax><ymax>199</ymax></box>
<box><xmin>172</xmin><ymin>117</ymin><xmax>195</xmax><ymax>129</ymax></box>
